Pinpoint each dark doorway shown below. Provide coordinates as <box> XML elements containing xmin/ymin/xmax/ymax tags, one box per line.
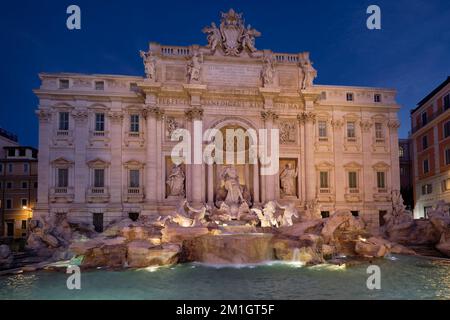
<box><xmin>351</xmin><ymin>211</ymin><xmax>359</xmax><ymax>217</ymax></box>
<box><xmin>93</xmin><ymin>213</ymin><xmax>104</xmax><ymax>233</ymax></box>
<box><xmin>321</xmin><ymin>211</ymin><xmax>330</xmax><ymax>218</ymax></box>
<box><xmin>128</xmin><ymin>212</ymin><xmax>139</xmax><ymax>222</ymax></box>
<box><xmin>379</xmin><ymin>210</ymin><xmax>388</xmax><ymax>226</ymax></box>
<box><xmin>6</xmin><ymin>222</ymin><xmax>14</xmax><ymax>237</ymax></box>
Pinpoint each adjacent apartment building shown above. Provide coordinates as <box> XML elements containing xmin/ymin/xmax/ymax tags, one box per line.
<box><xmin>0</xmin><ymin>144</ymin><xmax>38</xmax><ymax>238</ymax></box>
<box><xmin>411</xmin><ymin>76</ymin><xmax>450</xmax><ymax>218</ymax></box>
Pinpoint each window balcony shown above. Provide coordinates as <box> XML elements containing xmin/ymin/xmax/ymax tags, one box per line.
<box><xmin>87</xmin><ymin>187</ymin><xmax>110</xmax><ymax>203</ymax></box>
<box><xmin>56</xmin><ymin>130</ymin><xmax>70</xmax><ymax>136</ymax></box>
<box><xmin>124</xmin><ymin>187</ymin><xmax>145</xmax><ymax>202</ymax></box>
<box><xmin>348</xmin><ymin>187</ymin><xmax>360</xmax><ymax>194</ymax></box>
<box><xmin>319</xmin><ymin>188</ymin><xmax>331</xmax><ymax>194</ymax></box>
<box><xmin>53</xmin><ymin>130</ymin><xmax>74</xmax><ymax>146</ymax></box>
<box><xmin>345</xmin><ymin>188</ymin><xmax>362</xmax><ymax>202</ymax></box>
<box><xmin>89</xmin><ymin>130</ymin><xmax>110</xmax><ymax>147</ymax></box>
<box><xmin>50</xmin><ymin>187</ymin><xmax>74</xmax><ymax>203</ymax></box>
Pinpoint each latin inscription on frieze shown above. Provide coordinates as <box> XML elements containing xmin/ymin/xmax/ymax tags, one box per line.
<box><xmin>205</xmin><ymin>63</ymin><xmax>261</xmax><ymax>86</ymax></box>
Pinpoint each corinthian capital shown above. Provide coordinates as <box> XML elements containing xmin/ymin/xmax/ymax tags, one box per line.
<box><xmin>388</xmin><ymin>120</ymin><xmax>401</xmax><ymax>129</ymax></box>
<box><xmin>261</xmin><ymin>110</ymin><xmax>278</xmax><ymax>122</ymax></box>
<box><xmin>71</xmin><ymin>110</ymin><xmax>88</xmax><ymax>123</ymax></box>
<box><xmin>108</xmin><ymin>111</ymin><xmax>124</xmax><ymax>124</ymax></box>
<box><xmin>185</xmin><ymin>107</ymin><xmax>204</xmax><ymax>121</ymax></box>
<box><xmin>146</xmin><ymin>106</ymin><xmax>165</xmax><ymax>120</ymax></box>
<box><xmin>359</xmin><ymin>120</ymin><xmax>373</xmax><ymax>132</ymax></box>
<box><xmin>297</xmin><ymin>111</ymin><xmax>316</xmax><ymax>123</ymax></box>
<box><xmin>35</xmin><ymin>109</ymin><xmax>52</xmax><ymax>122</ymax></box>
<box><xmin>331</xmin><ymin>119</ymin><xmax>344</xmax><ymax>129</ymax></box>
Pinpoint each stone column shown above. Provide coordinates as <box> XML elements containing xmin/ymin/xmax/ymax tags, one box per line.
<box><xmin>302</xmin><ymin>111</ymin><xmax>316</xmax><ymax>202</ymax></box>
<box><xmin>108</xmin><ymin>108</ymin><xmax>124</xmax><ymax>203</ymax></box>
<box><xmin>388</xmin><ymin>120</ymin><xmax>401</xmax><ymax>191</ymax></box>
<box><xmin>207</xmin><ymin>161</ymin><xmax>214</xmax><ymax>205</ymax></box>
<box><xmin>252</xmin><ymin>161</ymin><xmax>260</xmax><ymax>204</ymax></box>
<box><xmin>186</xmin><ymin>107</ymin><xmax>204</xmax><ymax>205</ymax></box>
<box><xmin>34</xmin><ymin>109</ymin><xmax>52</xmax><ymax>220</ymax></box>
<box><xmin>72</xmin><ymin>107</ymin><xmax>89</xmax><ymax>204</ymax></box>
<box><xmin>261</xmin><ymin>110</ymin><xmax>278</xmax><ymax>201</ymax></box>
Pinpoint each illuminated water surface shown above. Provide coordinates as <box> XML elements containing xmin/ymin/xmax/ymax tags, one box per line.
<box><xmin>1</xmin><ymin>255</ymin><xmax>450</xmax><ymax>300</ymax></box>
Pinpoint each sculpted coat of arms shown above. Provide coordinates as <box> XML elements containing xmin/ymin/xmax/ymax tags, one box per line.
<box><xmin>202</xmin><ymin>9</ymin><xmax>261</xmax><ymax>56</ymax></box>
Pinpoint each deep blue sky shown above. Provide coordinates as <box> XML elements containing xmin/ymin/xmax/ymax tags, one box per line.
<box><xmin>0</xmin><ymin>0</ymin><xmax>449</xmax><ymax>147</ymax></box>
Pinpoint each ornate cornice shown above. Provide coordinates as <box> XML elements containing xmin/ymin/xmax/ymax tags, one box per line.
<box><xmin>185</xmin><ymin>107</ymin><xmax>204</xmax><ymax>121</ymax></box>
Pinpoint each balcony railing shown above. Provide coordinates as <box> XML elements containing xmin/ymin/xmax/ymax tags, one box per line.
<box><xmin>319</xmin><ymin>188</ymin><xmax>331</xmax><ymax>194</ymax></box>
<box><xmin>90</xmin><ymin>187</ymin><xmax>106</xmax><ymax>194</ymax></box>
<box><xmin>54</xmin><ymin>187</ymin><xmax>68</xmax><ymax>194</ymax></box>
<box><xmin>56</xmin><ymin>130</ymin><xmax>70</xmax><ymax>136</ymax></box>
<box><xmin>348</xmin><ymin>187</ymin><xmax>360</xmax><ymax>194</ymax></box>
<box><xmin>127</xmin><ymin>187</ymin><xmax>142</xmax><ymax>194</ymax></box>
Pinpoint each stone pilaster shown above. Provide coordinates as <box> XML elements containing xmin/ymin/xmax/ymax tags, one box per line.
<box><xmin>72</xmin><ymin>108</ymin><xmax>89</xmax><ymax>204</ymax></box>
<box><xmin>331</xmin><ymin>118</ymin><xmax>345</xmax><ymax>203</ymax></box>
<box><xmin>260</xmin><ymin>110</ymin><xmax>278</xmax><ymax>201</ymax></box>
<box><xmin>185</xmin><ymin>107</ymin><xmax>204</xmax><ymax>205</ymax></box>
<box><xmin>35</xmin><ymin>109</ymin><xmax>52</xmax><ymax>218</ymax></box>
<box><xmin>108</xmin><ymin>108</ymin><xmax>124</xmax><ymax>203</ymax></box>
<box><xmin>300</xmin><ymin>111</ymin><xmax>316</xmax><ymax>202</ymax></box>
<box><xmin>360</xmin><ymin>119</ymin><xmax>374</xmax><ymax>202</ymax></box>
<box><xmin>388</xmin><ymin>120</ymin><xmax>401</xmax><ymax>191</ymax></box>
<box><xmin>146</xmin><ymin>106</ymin><xmax>164</xmax><ymax>203</ymax></box>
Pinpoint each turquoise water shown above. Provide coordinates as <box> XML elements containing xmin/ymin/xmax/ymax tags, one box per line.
<box><xmin>1</xmin><ymin>255</ymin><xmax>450</xmax><ymax>300</ymax></box>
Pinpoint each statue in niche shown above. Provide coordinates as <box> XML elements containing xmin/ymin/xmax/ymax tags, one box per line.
<box><xmin>187</xmin><ymin>52</ymin><xmax>203</xmax><ymax>82</ymax></box>
<box><xmin>202</xmin><ymin>22</ymin><xmax>222</xmax><ymax>52</ymax></box>
<box><xmin>279</xmin><ymin>163</ymin><xmax>298</xmax><ymax>196</ymax></box>
<box><xmin>221</xmin><ymin>166</ymin><xmax>245</xmax><ymax>205</ymax></box>
<box><xmin>251</xmin><ymin>201</ymin><xmax>279</xmax><ymax>228</ymax></box>
<box><xmin>261</xmin><ymin>55</ymin><xmax>275</xmax><ymax>86</ymax></box>
<box><xmin>166</xmin><ymin>164</ymin><xmax>185</xmax><ymax>197</ymax></box>
<box><xmin>166</xmin><ymin>117</ymin><xmax>180</xmax><ymax>139</ymax></box>
<box><xmin>140</xmin><ymin>50</ymin><xmax>157</xmax><ymax>80</ymax></box>
<box><xmin>276</xmin><ymin>202</ymin><xmax>299</xmax><ymax>227</ymax></box>
<box><xmin>300</xmin><ymin>59</ymin><xmax>317</xmax><ymax>90</ymax></box>
<box><xmin>241</xmin><ymin>24</ymin><xmax>260</xmax><ymax>53</ymax></box>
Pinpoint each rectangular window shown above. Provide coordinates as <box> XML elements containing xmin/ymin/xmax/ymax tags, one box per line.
<box><xmin>423</xmin><ymin>159</ymin><xmax>430</xmax><ymax>174</ymax></box>
<box><xmin>8</xmin><ymin>149</ymin><xmax>15</xmax><ymax>157</ymax></box>
<box><xmin>59</xmin><ymin>112</ymin><xmax>70</xmax><ymax>131</ymax></box>
<box><xmin>95</xmin><ymin>113</ymin><xmax>105</xmax><ymax>132</ymax></box>
<box><xmin>444</xmin><ymin>121</ymin><xmax>450</xmax><ymax>138</ymax></box>
<box><xmin>442</xmin><ymin>179</ymin><xmax>450</xmax><ymax>192</ymax></box>
<box><xmin>19</xmin><ymin>149</ymin><xmax>26</xmax><ymax>157</ymax></box>
<box><xmin>446</xmin><ymin>148</ymin><xmax>450</xmax><ymax>166</ymax></box>
<box><xmin>422</xmin><ymin>184</ymin><xmax>432</xmax><ymax>195</ymax></box>
<box><xmin>24</xmin><ymin>163</ymin><xmax>29</xmax><ymax>173</ymax></box>
<box><xmin>421</xmin><ymin>112</ymin><xmax>428</xmax><ymax>126</ymax></box>
<box><xmin>59</xmin><ymin>79</ymin><xmax>69</xmax><ymax>89</ymax></box>
<box><xmin>94</xmin><ymin>169</ymin><xmax>105</xmax><ymax>188</ymax></box>
<box><xmin>93</xmin><ymin>212</ymin><xmax>104</xmax><ymax>233</ymax></box>
<box><xmin>129</xmin><ymin>170</ymin><xmax>140</xmax><ymax>188</ymax></box>
<box><xmin>399</xmin><ymin>146</ymin><xmax>404</xmax><ymax>158</ymax></box>
<box><xmin>347</xmin><ymin>122</ymin><xmax>356</xmax><ymax>138</ymax></box>
<box><xmin>21</xmin><ymin>181</ymin><xmax>28</xmax><ymax>189</ymax></box>
<box><xmin>444</xmin><ymin>94</ymin><xmax>450</xmax><ymax>110</ymax></box>
<box><xmin>57</xmin><ymin>168</ymin><xmax>69</xmax><ymax>188</ymax></box>
<box><xmin>130</xmin><ymin>82</ymin><xmax>138</xmax><ymax>92</ymax></box>
<box><xmin>351</xmin><ymin>211</ymin><xmax>359</xmax><ymax>217</ymax></box>
<box><xmin>348</xmin><ymin>171</ymin><xmax>357</xmax><ymax>189</ymax></box>
<box><xmin>422</xmin><ymin>135</ymin><xmax>428</xmax><ymax>150</ymax></box>
<box><xmin>130</xmin><ymin>115</ymin><xmax>140</xmax><ymax>133</ymax></box>
<box><xmin>21</xmin><ymin>220</ymin><xmax>27</xmax><ymax>230</ymax></box>
<box><xmin>346</xmin><ymin>92</ymin><xmax>354</xmax><ymax>101</ymax></box>
<box><xmin>318</xmin><ymin>121</ymin><xmax>327</xmax><ymax>138</ymax></box>
<box><xmin>375</xmin><ymin>123</ymin><xmax>383</xmax><ymax>139</ymax></box>
<box><xmin>320</xmin><ymin>171</ymin><xmax>329</xmax><ymax>189</ymax></box>
<box><xmin>374</xmin><ymin>94</ymin><xmax>381</xmax><ymax>103</ymax></box>
<box><xmin>21</xmin><ymin>199</ymin><xmax>28</xmax><ymax>208</ymax></box>
<box><xmin>321</xmin><ymin>211</ymin><xmax>330</xmax><ymax>219</ymax></box>
<box><xmin>0</xmin><ymin>163</ymin><xmax>3</xmax><ymax>174</ymax></box>
<box><xmin>6</xmin><ymin>199</ymin><xmax>12</xmax><ymax>209</ymax></box>
<box><xmin>6</xmin><ymin>181</ymin><xmax>12</xmax><ymax>189</ymax></box>
<box><xmin>377</xmin><ymin>171</ymin><xmax>386</xmax><ymax>189</ymax></box>
<box><xmin>95</xmin><ymin>81</ymin><xmax>104</xmax><ymax>91</ymax></box>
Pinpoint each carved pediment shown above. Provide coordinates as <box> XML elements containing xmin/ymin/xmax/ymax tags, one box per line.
<box><xmin>86</xmin><ymin>158</ymin><xmax>110</xmax><ymax>168</ymax></box>
<box><xmin>372</xmin><ymin>161</ymin><xmax>390</xmax><ymax>170</ymax></box>
<box><xmin>51</xmin><ymin>157</ymin><xmax>74</xmax><ymax>167</ymax></box>
<box><xmin>123</xmin><ymin>160</ymin><xmax>145</xmax><ymax>169</ymax></box>
<box><xmin>315</xmin><ymin>161</ymin><xmax>334</xmax><ymax>170</ymax></box>
<box><xmin>344</xmin><ymin>161</ymin><xmax>362</xmax><ymax>169</ymax></box>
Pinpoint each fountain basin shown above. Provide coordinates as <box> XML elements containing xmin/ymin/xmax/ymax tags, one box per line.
<box><xmin>183</xmin><ymin>233</ymin><xmax>274</xmax><ymax>264</ymax></box>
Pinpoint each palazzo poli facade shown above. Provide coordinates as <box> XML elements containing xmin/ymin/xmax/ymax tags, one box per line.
<box><xmin>34</xmin><ymin>10</ymin><xmax>401</xmax><ymax>232</ymax></box>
